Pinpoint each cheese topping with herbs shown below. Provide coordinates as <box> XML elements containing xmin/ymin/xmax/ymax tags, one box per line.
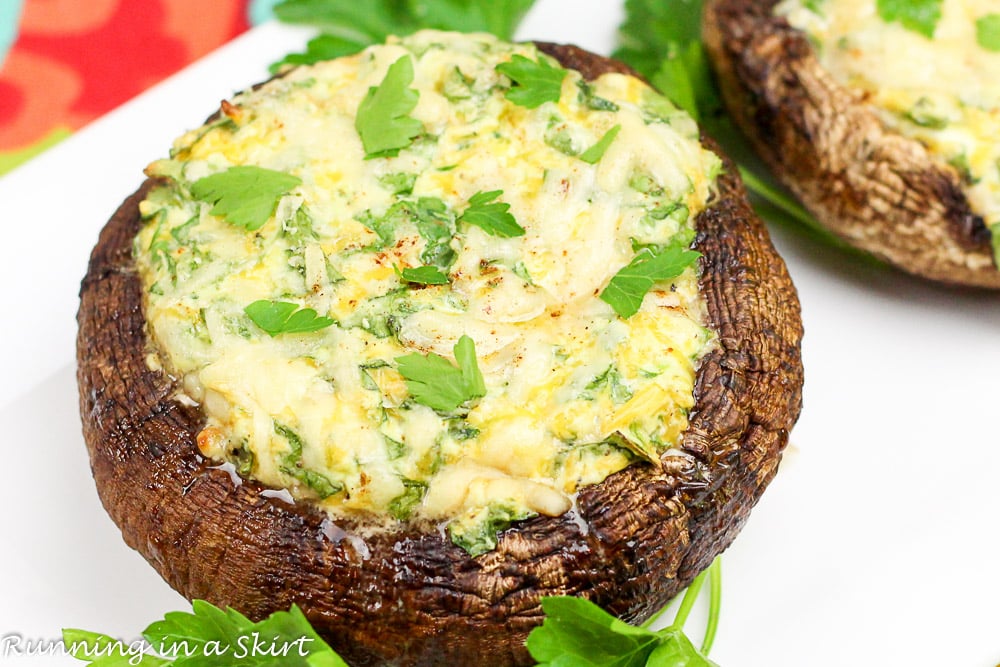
<box><xmin>777</xmin><ymin>0</ymin><xmax>1000</xmax><ymax>259</ymax></box>
<box><xmin>135</xmin><ymin>31</ymin><xmax>719</xmax><ymax>556</ymax></box>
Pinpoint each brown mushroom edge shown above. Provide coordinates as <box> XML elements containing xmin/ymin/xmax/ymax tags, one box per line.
<box><xmin>703</xmin><ymin>0</ymin><xmax>1000</xmax><ymax>289</ymax></box>
<box><xmin>76</xmin><ymin>44</ymin><xmax>804</xmax><ymax>667</ymax></box>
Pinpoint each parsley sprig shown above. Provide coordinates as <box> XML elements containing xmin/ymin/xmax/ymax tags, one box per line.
<box><xmin>190</xmin><ymin>166</ymin><xmax>302</xmax><ymax>232</ymax></box>
<box><xmin>271</xmin><ymin>0</ymin><xmax>537</xmax><ymax>70</ymax></box>
<box><xmin>356</xmin><ymin>56</ymin><xmax>423</xmax><ymax>159</ymax></box>
<box><xmin>395</xmin><ymin>334</ymin><xmax>486</xmax><ymax>412</ymax></box>
<box><xmin>396</xmin><ymin>263</ymin><xmax>450</xmax><ymax>285</ymax></box>
<box><xmin>458</xmin><ymin>190</ymin><xmax>526</xmax><ymax>237</ymax></box>
<box><xmin>977</xmin><ymin>13</ymin><xmax>1000</xmax><ymax>51</ymax></box>
<box><xmin>495</xmin><ymin>55</ymin><xmax>567</xmax><ymax>109</ymax></box>
<box><xmin>601</xmin><ymin>245</ymin><xmax>701</xmax><ymax>319</ymax></box>
<box><xmin>64</xmin><ymin>559</ymin><xmax>721</xmax><ymax>666</ymax></box>
<box><xmin>876</xmin><ymin>0</ymin><xmax>943</xmax><ymax>38</ymax></box>
<box><xmin>528</xmin><ymin>558</ymin><xmax>723</xmax><ymax>666</ymax></box>
<box><xmin>245</xmin><ymin>300</ymin><xmax>335</xmax><ymax>336</ymax></box>
<box><xmin>64</xmin><ymin>600</ymin><xmax>347</xmax><ymax>666</ymax></box>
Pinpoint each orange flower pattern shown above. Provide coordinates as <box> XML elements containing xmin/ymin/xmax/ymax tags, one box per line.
<box><xmin>0</xmin><ymin>0</ymin><xmax>251</xmax><ymax>174</ymax></box>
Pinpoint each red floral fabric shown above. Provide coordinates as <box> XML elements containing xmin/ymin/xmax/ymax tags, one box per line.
<box><xmin>0</xmin><ymin>0</ymin><xmax>251</xmax><ymax>173</ymax></box>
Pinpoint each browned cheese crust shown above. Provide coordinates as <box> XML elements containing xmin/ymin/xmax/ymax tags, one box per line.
<box><xmin>702</xmin><ymin>0</ymin><xmax>1000</xmax><ymax>288</ymax></box>
<box><xmin>76</xmin><ymin>44</ymin><xmax>804</xmax><ymax>666</ymax></box>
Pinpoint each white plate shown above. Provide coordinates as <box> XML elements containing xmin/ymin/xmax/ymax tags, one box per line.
<box><xmin>2</xmin><ymin>3</ymin><xmax>998</xmax><ymax>665</ymax></box>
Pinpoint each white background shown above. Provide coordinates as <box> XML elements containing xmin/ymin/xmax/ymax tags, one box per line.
<box><xmin>1</xmin><ymin>2</ymin><xmax>998</xmax><ymax>665</ymax></box>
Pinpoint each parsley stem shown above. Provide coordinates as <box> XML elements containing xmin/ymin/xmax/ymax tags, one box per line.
<box><xmin>668</xmin><ymin>567</ymin><xmax>708</xmax><ymax>632</ymax></box>
<box><xmin>737</xmin><ymin>166</ymin><xmax>817</xmax><ymax>233</ymax></box>
<box><xmin>701</xmin><ymin>557</ymin><xmax>722</xmax><ymax>654</ymax></box>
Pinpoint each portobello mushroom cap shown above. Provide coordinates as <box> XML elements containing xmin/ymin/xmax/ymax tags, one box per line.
<box><xmin>702</xmin><ymin>0</ymin><xmax>1000</xmax><ymax>288</ymax></box>
<box><xmin>77</xmin><ymin>43</ymin><xmax>803</xmax><ymax>666</ymax></box>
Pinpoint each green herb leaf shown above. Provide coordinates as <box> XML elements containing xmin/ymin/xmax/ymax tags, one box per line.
<box><xmin>356</xmin><ymin>55</ymin><xmax>423</xmax><ymax>159</ymax></box>
<box><xmin>274</xmin><ymin>0</ymin><xmax>414</xmax><ymax>41</ymax></box>
<box><xmin>190</xmin><ymin>166</ymin><xmax>302</xmax><ymax>232</ymax></box>
<box><xmin>496</xmin><ymin>54</ymin><xmax>567</xmax><ymax>109</ymax></box>
<box><xmin>398</xmin><ymin>264</ymin><xmax>450</xmax><ymax>285</ymax></box>
<box><xmin>458</xmin><ymin>190</ymin><xmax>526</xmax><ymax>237</ymax></box>
<box><xmin>601</xmin><ymin>245</ymin><xmax>700</xmax><ymax>319</ymax></box>
<box><xmin>991</xmin><ymin>222</ymin><xmax>1000</xmax><ymax>267</ymax></box>
<box><xmin>577</xmin><ymin>79</ymin><xmax>620</xmax><ymax>111</ymax></box>
<box><xmin>876</xmin><ymin>0</ymin><xmax>943</xmax><ymax>38</ymax></box>
<box><xmin>529</xmin><ymin>559</ymin><xmax>723</xmax><ymax>666</ymax></box>
<box><xmin>406</xmin><ymin>0</ymin><xmax>536</xmax><ymax>39</ymax></box>
<box><xmin>270</xmin><ymin>34</ymin><xmax>367</xmax><ymax>73</ymax></box>
<box><xmin>526</xmin><ymin>596</ymin><xmax>660</xmax><ymax>666</ymax></box>
<box><xmin>448</xmin><ymin>503</ymin><xmax>536</xmax><ymax>557</ymax></box>
<box><xmin>359</xmin><ymin>197</ymin><xmax>457</xmax><ymax>268</ymax></box>
<box><xmin>411</xmin><ymin>197</ymin><xmax>458</xmax><ymax>268</ymax></box>
<box><xmin>65</xmin><ymin>601</ymin><xmax>348</xmax><ymax>666</ymax></box>
<box><xmin>646</xmin><ymin>631</ymin><xmax>719</xmax><ymax>667</ymax></box>
<box><xmin>245</xmin><ymin>300</ymin><xmax>334</xmax><ymax>336</ymax></box>
<box><xmin>613</xmin><ymin>0</ymin><xmax>704</xmax><ymax>80</ymax></box>
<box><xmin>579</xmin><ymin>125</ymin><xmax>622</xmax><ymax>164</ymax></box>
<box><xmin>273</xmin><ymin>0</ymin><xmax>535</xmax><ymax>46</ymax></box>
<box><xmin>388</xmin><ymin>478</ymin><xmax>428</xmax><ymax>520</ymax></box>
<box><xmin>274</xmin><ymin>422</ymin><xmax>343</xmax><ymax>498</ymax></box>
<box><xmin>395</xmin><ymin>334</ymin><xmax>486</xmax><ymax>412</ymax></box>
<box><xmin>976</xmin><ymin>13</ymin><xmax>1000</xmax><ymax>51</ymax></box>
<box><xmin>62</xmin><ymin>629</ymin><xmax>167</xmax><ymax>666</ymax></box>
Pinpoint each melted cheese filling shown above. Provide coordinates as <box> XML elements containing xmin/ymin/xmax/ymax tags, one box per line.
<box><xmin>777</xmin><ymin>0</ymin><xmax>1000</xmax><ymax>255</ymax></box>
<box><xmin>134</xmin><ymin>31</ymin><xmax>719</xmax><ymax>552</ymax></box>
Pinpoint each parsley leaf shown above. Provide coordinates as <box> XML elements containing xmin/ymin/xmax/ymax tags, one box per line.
<box><xmin>190</xmin><ymin>166</ymin><xmax>302</xmax><ymax>232</ymax></box>
<box><xmin>527</xmin><ymin>597</ymin><xmax>660</xmax><ymax>665</ymax></box>
<box><xmin>876</xmin><ymin>0</ymin><xmax>943</xmax><ymax>38</ymax></box>
<box><xmin>356</xmin><ymin>55</ymin><xmax>423</xmax><ymax>159</ymax></box>
<box><xmin>601</xmin><ymin>245</ymin><xmax>701</xmax><ymax>319</ymax></box>
<box><xmin>270</xmin><ymin>33</ymin><xmax>366</xmax><ymax>73</ymax></box>
<box><xmin>406</xmin><ymin>0</ymin><xmax>536</xmax><ymax>38</ymax></box>
<box><xmin>580</xmin><ymin>125</ymin><xmax>622</xmax><ymax>164</ymax></box>
<box><xmin>395</xmin><ymin>334</ymin><xmax>486</xmax><ymax>412</ymax></box>
<box><xmin>577</xmin><ymin>79</ymin><xmax>620</xmax><ymax>111</ymax></box>
<box><xmin>528</xmin><ymin>559</ymin><xmax>722</xmax><ymax>667</ymax></box>
<box><xmin>976</xmin><ymin>13</ymin><xmax>1000</xmax><ymax>51</ymax></box>
<box><xmin>458</xmin><ymin>190</ymin><xmax>526</xmax><ymax>237</ymax></box>
<box><xmin>65</xmin><ymin>600</ymin><xmax>348</xmax><ymax>666</ymax></box>
<box><xmin>613</xmin><ymin>0</ymin><xmax>720</xmax><ymax>123</ymax></box>
<box><xmin>274</xmin><ymin>422</ymin><xmax>342</xmax><ymax>498</ymax></box>
<box><xmin>495</xmin><ymin>54</ymin><xmax>567</xmax><ymax>109</ymax></box>
<box><xmin>271</xmin><ymin>0</ymin><xmax>537</xmax><ymax>69</ymax></box>
<box><xmin>273</xmin><ymin>0</ymin><xmax>534</xmax><ymax>45</ymax></box>
<box><xmin>397</xmin><ymin>264</ymin><xmax>450</xmax><ymax>285</ymax></box>
<box><xmin>245</xmin><ymin>300</ymin><xmax>335</xmax><ymax>336</ymax></box>
<box><xmin>274</xmin><ymin>0</ymin><xmax>413</xmax><ymax>41</ymax></box>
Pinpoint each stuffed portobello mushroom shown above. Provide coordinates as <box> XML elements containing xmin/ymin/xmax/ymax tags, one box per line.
<box><xmin>77</xmin><ymin>32</ymin><xmax>803</xmax><ymax>666</ymax></box>
<box><xmin>703</xmin><ymin>0</ymin><xmax>1000</xmax><ymax>288</ymax></box>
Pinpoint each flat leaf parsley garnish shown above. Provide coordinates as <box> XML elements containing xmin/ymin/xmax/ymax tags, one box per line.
<box><xmin>270</xmin><ymin>0</ymin><xmax>537</xmax><ymax>69</ymax></box>
<box><xmin>876</xmin><ymin>0</ymin><xmax>943</xmax><ymax>38</ymax></box>
<box><xmin>976</xmin><ymin>13</ymin><xmax>1000</xmax><ymax>51</ymax></box>
<box><xmin>396</xmin><ymin>264</ymin><xmax>450</xmax><ymax>285</ymax></box>
<box><xmin>495</xmin><ymin>54</ymin><xmax>567</xmax><ymax>109</ymax></box>
<box><xmin>245</xmin><ymin>300</ymin><xmax>335</xmax><ymax>337</ymax></box>
<box><xmin>579</xmin><ymin>125</ymin><xmax>622</xmax><ymax>164</ymax></box>
<box><xmin>395</xmin><ymin>334</ymin><xmax>486</xmax><ymax>412</ymax></box>
<box><xmin>356</xmin><ymin>55</ymin><xmax>423</xmax><ymax>159</ymax></box>
<box><xmin>528</xmin><ymin>558</ymin><xmax>722</xmax><ymax>667</ymax></box>
<box><xmin>457</xmin><ymin>190</ymin><xmax>526</xmax><ymax>237</ymax></box>
<box><xmin>190</xmin><ymin>166</ymin><xmax>302</xmax><ymax>232</ymax></box>
<box><xmin>601</xmin><ymin>245</ymin><xmax>701</xmax><ymax>319</ymax></box>
<box><xmin>63</xmin><ymin>600</ymin><xmax>348</xmax><ymax>666</ymax></box>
